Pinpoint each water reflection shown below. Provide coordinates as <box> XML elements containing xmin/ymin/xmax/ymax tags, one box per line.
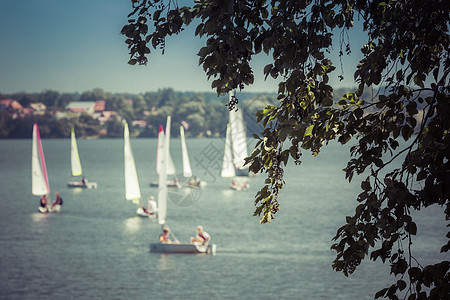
<box><xmin>156</xmin><ymin>254</ymin><xmax>171</xmax><ymax>271</ymax></box>
<box><xmin>68</xmin><ymin>187</ymin><xmax>84</xmax><ymax>195</ymax></box>
<box><xmin>220</xmin><ymin>189</ymin><xmax>235</xmax><ymax>197</ymax></box>
<box><xmin>123</xmin><ymin>216</ymin><xmax>142</xmax><ymax>233</ymax></box>
<box><xmin>31</xmin><ymin>212</ymin><xmax>50</xmax><ymax>223</ymax></box>
<box><xmin>30</xmin><ymin>212</ymin><xmax>51</xmax><ymax>234</ymax></box>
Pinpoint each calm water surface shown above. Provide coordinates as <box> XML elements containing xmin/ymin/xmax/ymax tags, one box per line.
<box><xmin>0</xmin><ymin>138</ymin><xmax>446</xmax><ymax>299</ymax></box>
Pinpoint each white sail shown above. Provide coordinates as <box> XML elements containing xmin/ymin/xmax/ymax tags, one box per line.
<box><xmin>156</xmin><ymin>125</ymin><xmax>164</xmax><ymax>174</ymax></box>
<box><xmin>157</xmin><ymin>116</ymin><xmax>171</xmax><ymax>225</ymax></box>
<box><xmin>124</xmin><ymin>121</ymin><xmax>141</xmax><ymax>204</ymax></box>
<box><xmin>70</xmin><ymin>127</ymin><xmax>83</xmax><ymax>176</ymax></box>
<box><xmin>166</xmin><ymin>124</ymin><xmax>176</xmax><ymax>176</ymax></box>
<box><xmin>156</xmin><ymin>125</ymin><xmax>176</xmax><ymax>176</ymax></box>
<box><xmin>229</xmin><ymin>91</ymin><xmax>249</xmax><ymax>170</ymax></box>
<box><xmin>221</xmin><ymin>124</ymin><xmax>235</xmax><ymax>177</ymax></box>
<box><xmin>180</xmin><ymin>125</ymin><xmax>192</xmax><ymax>177</ymax></box>
<box><xmin>32</xmin><ymin>123</ymin><xmax>50</xmax><ymax>196</ymax></box>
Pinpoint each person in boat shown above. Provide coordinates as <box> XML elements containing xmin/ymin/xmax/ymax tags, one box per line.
<box><xmin>81</xmin><ymin>176</ymin><xmax>87</xmax><ymax>185</ymax></box>
<box><xmin>190</xmin><ymin>225</ymin><xmax>211</xmax><ymax>245</ymax></box>
<box><xmin>143</xmin><ymin>196</ymin><xmax>157</xmax><ymax>215</ymax></box>
<box><xmin>39</xmin><ymin>195</ymin><xmax>49</xmax><ymax>210</ymax></box>
<box><xmin>50</xmin><ymin>192</ymin><xmax>63</xmax><ymax>209</ymax></box>
<box><xmin>189</xmin><ymin>175</ymin><xmax>200</xmax><ymax>187</ymax></box>
<box><xmin>169</xmin><ymin>177</ymin><xmax>179</xmax><ymax>186</ymax></box>
<box><xmin>159</xmin><ymin>228</ymin><xmax>179</xmax><ymax>244</ymax></box>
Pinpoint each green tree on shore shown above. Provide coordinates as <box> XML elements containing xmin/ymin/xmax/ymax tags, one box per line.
<box><xmin>122</xmin><ymin>0</ymin><xmax>449</xmax><ymax>299</ymax></box>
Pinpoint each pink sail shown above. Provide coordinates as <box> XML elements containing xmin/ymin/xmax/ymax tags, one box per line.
<box><xmin>36</xmin><ymin>125</ymin><xmax>49</xmax><ymax>193</ymax></box>
<box><xmin>32</xmin><ymin>123</ymin><xmax>50</xmax><ymax>196</ymax></box>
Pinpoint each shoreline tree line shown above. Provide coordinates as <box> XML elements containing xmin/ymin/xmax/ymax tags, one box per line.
<box><xmin>0</xmin><ymin>88</ymin><xmax>278</xmax><ymax>139</ymax></box>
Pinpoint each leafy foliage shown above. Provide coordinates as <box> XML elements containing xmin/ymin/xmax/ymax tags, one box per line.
<box><xmin>122</xmin><ymin>0</ymin><xmax>449</xmax><ymax>298</ymax></box>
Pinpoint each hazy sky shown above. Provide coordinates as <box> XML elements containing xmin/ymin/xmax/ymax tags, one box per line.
<box><xmin>0</xmin><ymin>0</ymin><xmax>363</xmax><ymax>94</ymax></box>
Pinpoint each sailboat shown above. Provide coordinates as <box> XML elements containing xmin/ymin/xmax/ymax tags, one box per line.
<box><xmin>150</xmin><ymin>125</ymin><xmax>180</xmax><ymax>188</ymax></box>
<box><xmin>124</xmin><ymin>121</ymin><xmax>157</xmax><ymax>218</ymax></box>
<box><xmin>221</xmin><ymin>91</ymin><xmax>250</xmax><ymax>191</ymax></box>
<box><xmin>150</xmin><ymin>116</ymin><xmax>216</xmax><ymax>254</ymax></box>
<box><xmin>32</xmin><ymin>123</ymin><xmax>52</xmax><ymax>213</ymax></box>
<box><xmin>67</xmin><ymin>127</ymin><xmax>97</xmax><ymax>189</ymax></box>
<box><xmin>180</xmin><ymin>125</ymin><xmax>207</xmax><ymax>188</ymax></box>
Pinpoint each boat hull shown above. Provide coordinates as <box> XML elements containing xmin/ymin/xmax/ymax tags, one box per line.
<box><xmin>183</xmin><ymin>181</ymin><xmax>207</xmax><ymax>188</ymax></box>
<box><xmin>136</xmin><ymin>207</ymin><xmax>157</xmax><ymax>218</ymax></box>
<box><xmin>67</xmin><ymin>181</ymin><xmax>97</xmax><ymax>189</ymax></box>
<box><xmin>150</xmin><ymin>243</ymin><xmax>216</xmax><ymax>254</ymax></box>
<box><xmin>149</xmin><ymin>181</ymin><xmax>180</xmax><ymax>188</ymax></box>
<box><xmin>39</xmin><ymin>204</ymin><xmax>62</xmax><ymax>213</ymax></box>
<box><xmin>49</xmin><ymin>204</ymin><xmax>61</xmax><ymax>213</ymax></box>
<box><xmin>230</xmin><ymin>183</ymin><xmax>250</xmax><ymax>191</ymax></box>
<box><xmin>38</xmin><ymin>206</ymin><xmax>49</xmax><ymax>213</ymax></box>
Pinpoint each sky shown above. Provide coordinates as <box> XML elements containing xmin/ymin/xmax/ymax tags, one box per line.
<box><xmin>0</xmin><ymin>0</ymin><xmax>363</xmax><ymax>95</ymax></box>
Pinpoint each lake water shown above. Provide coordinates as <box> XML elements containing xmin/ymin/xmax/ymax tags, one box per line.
<box><xmin>0</xmin><ymin>137</ymin><xmax>447</xmax><ymax>299</ymax></box>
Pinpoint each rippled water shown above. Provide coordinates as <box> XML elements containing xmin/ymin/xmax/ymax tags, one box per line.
<box><xmin>0</xmin><ymin>138</ymin><xmax>446</xmax><ymax>299</ymax></box>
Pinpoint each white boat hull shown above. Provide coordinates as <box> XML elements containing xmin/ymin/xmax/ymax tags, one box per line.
<box><xmin>150</xmin><ymin>181</ymin><xmax>180</xmax><ymax>188</ymax></box>
<box><xmin>38</xmin><ymin>206</ymin><xmax>49</xmax><ymax>213</ymax></box>
<box><xmin>150</xmin><ymin>243</ymin><xmax>216</xmax><ymax>254</ymax></box>
<box><xmin>49</xmin><ymin>204</ymin><xmax>61</xmax><ymax>213</ymax></box>
<box><xmin>67</xmin><ymin>181</ymin><xmax>97</xmax><ymax>189</ymax></box>
<box><xmin>230</xmin><ymin>183</ymin><xmax>250</xmax><ymax>191</ymax></box>
<box><xmin>136</xmin><ymin>207</ymin><xmax>157</xmax><ymax>218</ymax></box>
<box><xmin>39</xmin><ymin>204</ymin><xmax>62</xmax><ymax>213</ymax></box>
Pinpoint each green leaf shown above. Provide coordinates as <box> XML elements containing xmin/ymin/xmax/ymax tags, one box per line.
<box><xmin>413</xmin><ymin>75</ymin><xmax>424</xmax><ymax>89</ymax></box>
<box><xmin>304</xmin><ymin>124</ymin><xmax>314</xmax><ymax>137</ymax></box>
<box><xmin>397</xmin><ymin>280</ymin><xmax>407</xmax><ymax>291</ymax></box>
<box><xmin>361</xmin><ymin>179</ymin><xmax>371</xmax><ymax>191</ymax></box>
<box><xmin>322</xmin><ymin>97</ymin><xmax>333</xmax><ymax>106</ymax></box>
<box><xmin>354</xmin><ymin>108</ymin><xmax>363</xmax><ymax>119</ymax></box>
<box><xmin>407</xmin><ymin>221</ymin><xmax>417</xmax><ymax>235</ymax></box>
<box><xmin>375</xmin><ymin>288</ymin><xmax>388</xmax><ymax>299</ymax></box>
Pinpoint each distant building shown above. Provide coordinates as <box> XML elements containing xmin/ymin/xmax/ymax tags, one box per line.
<box><xmin>66</xmin><ymin>101</ymin><xmax>96</xmax><ymax>114</ymax></box>
<box><xmin>96</xmin><ymin>111</ymin><xmax>117</xmax><ymax>124</ymax></box>
<box><xmin>0</xmin><ymin>99</ymin><xmax>24</xmax><ymax>119</ymax></box>
<box><xmin>0</xmin><ymin>99</ymin><xmax>23</xmax><ymax>111</ymax></box>
<box><xmin>132</xmin><ymin>120</ymin><xmax>147</xmax><ymax>128</ymax></box>
<box><xmin>21</xmin><ymin>107</ymin><xmax>35</xmax><ymax>118</ymax></box>
<box><xmin>94</xmin><ymin>100</ymin><xmax>106</xmax><ymax>112</ymax></box>
<box><xmin>29</xmin><ymin>102</ymin><xmax>47</xmax><ymax>115</ymax></box>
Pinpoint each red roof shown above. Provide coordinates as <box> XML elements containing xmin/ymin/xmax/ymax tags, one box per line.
<box><xmin>0</xmin><ymin>99</ymin><xmax>23</xmax><ymax>110</ymax></box>
<box><xmin>69</xmin><ymin>107</ymin><xmax>87</xmax><ymax>112</ymax></box>
<box><xmin>94</xmin><ymin>100</ymin><xmax>106</xmax><ymax>112</ymax></box>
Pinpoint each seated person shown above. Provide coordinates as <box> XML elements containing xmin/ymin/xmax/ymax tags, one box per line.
<box><xmin>50</xmin><ymin>192</ymin><xmax>63</xmax><ymax>209</ymax></box>
<box><xmin>143</xmin><ymin>196</ymin><xmax>157</xmax><ymax>215</ymax></box>
<box><xmin>190</xmin><ymin>225</ymin><xmax>211</xmax><ymax>245</ymax></box>
<box><xmin>40</xmin><ymin>195</ymin><xmax>48</xmax><ymax>208</ymax></box>
<box><xmin>160</xmin><ymin>228</ymin><xmax>173</xmax><ymax>243</ymax></box>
